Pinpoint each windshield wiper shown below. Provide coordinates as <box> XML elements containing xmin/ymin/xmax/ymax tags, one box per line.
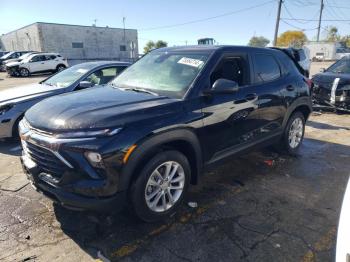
<box><xmin>122</xmin><ymin>87</ymin><xmax>159</xmax><ymax>96</ymax></box>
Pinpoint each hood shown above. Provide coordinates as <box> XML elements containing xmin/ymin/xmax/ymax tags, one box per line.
<box><xmin>6</xmin><ymin>61</ymin><xmax>23</xmax><ymax>67</ymax></box>
<box><xmin>312</xmin><ymin>72</ymin><xmax>350</xmax><ymax>90</ymax></box>
<box><xmin>25</xmin><ymin>86</ymin><xmax>179</xmax><ymax>132</ymax></box>
<box><xmin>4</xmin><ymin>58</ymin><xmax>21</xmax><ymax>65</ymax></box>
<box><xmin>0</xmin><ymin>83</ymin><xmax>65</xmax><ymax>105</ymax></box>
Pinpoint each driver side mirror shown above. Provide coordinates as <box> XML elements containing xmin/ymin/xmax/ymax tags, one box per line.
<box><xmin>320</xmin><ymin>68</ymin><xmax>326</xmax><ymax>73</ymax></box>
<box><xmin>203</xmin><ymin>78</ymin><xmax>239</xmax><ymax>95</ymax></box>
<box><xmin>78</xmin><ymin>81</ymin><xmax>94</xmax><ymax>89</ymax></box>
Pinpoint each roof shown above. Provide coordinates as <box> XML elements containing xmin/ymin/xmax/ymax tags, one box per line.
<box><xmin>155</xmin><ymin>45</ymin><xmax>278</xmax><ymax>53</ymax></box>
<box><xmin>1</xmin><ymin>22</ymin><xmax>137</xmax><ymax>36</ymax></box>
<box><xmin>75</xmin><ymin>61</ymin><xmax>131</xmax><ymax>66</ymax></box>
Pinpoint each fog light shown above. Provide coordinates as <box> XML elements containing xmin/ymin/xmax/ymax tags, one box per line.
<box><xmin>85</xmin><ymin>152</ymin><xmax>102</xmax><ymax>164</ymax></box>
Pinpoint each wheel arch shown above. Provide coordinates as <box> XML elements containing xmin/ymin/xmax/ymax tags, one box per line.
<box><xmin>282</xmin><ymin>98</ymin><xmax>312</xmax><ymax>129</ymax></box>
<box><xmin>120</xmin><ymin>128</ymin><xmax>203</xmax><ymax>192</ymax></box>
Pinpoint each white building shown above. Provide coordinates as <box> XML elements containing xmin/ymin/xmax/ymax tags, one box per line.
<box><xmin>0</xmin><ymin>22</ymin><xmax>139</xmax><ymax>64</ymax></box>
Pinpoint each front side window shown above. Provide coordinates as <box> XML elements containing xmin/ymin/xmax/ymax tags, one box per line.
<box><xmin>211</xmin><ymin>57</ymin><xmax>246</xmax><ymax>86</ymax></box>
<box><xmin>30</xmin><ymin>55</ymin><xmax>46</xmax><ymax>62</ymax></box>
<box><xmin>111</xmin><ymin>51</ymin><xmax>209</xmax><ymax>98</ymax></box>
<box><xmin>254</xmin><ymin>54</ymin><xmax>281</xmax><ymax>83</ymax></box>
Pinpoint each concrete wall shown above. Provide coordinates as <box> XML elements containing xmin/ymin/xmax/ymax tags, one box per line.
<box><xmin>38</xmin><ymin>23</ymin><xmax>138</xmax><ymax>63</ymax></box>
<box><xmin>0</xmin><ymin>22</ymin><xmax>139</xmax><ymax>64</ymax></box>
<box><xmin>0</xmin><ymin>23</ymin><xmax>42</xmax><ymax>51</ymax></box>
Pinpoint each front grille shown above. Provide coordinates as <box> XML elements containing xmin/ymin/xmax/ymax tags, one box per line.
<box><xmin>23</xmin><ymin>141</ymin><xmax>68</xmax><ymax>179</ymax></box>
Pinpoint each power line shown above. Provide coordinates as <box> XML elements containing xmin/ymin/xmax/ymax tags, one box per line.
<box><xmin>138</xmin><ymin>0</ymin><xmax>275</xmax><ymax>31</ymax></box>
<box><xmin>280</xmin><ymin>19</ymin><xmax>318</xmax><ymax>31</ymax></box>
<box><xmin>282</xmin><ymin>17</ymin><xmax>350</xmax><ymax>21</ymax></box>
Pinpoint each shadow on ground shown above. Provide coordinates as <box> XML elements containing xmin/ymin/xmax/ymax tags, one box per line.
<box><xmin>53</xmin><ymin>137</ymin><xmax>349</xmax><ymax>262</ymax></box>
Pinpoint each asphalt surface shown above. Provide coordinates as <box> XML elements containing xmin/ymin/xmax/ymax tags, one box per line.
<box><xmin>0</xmin><ymin>63</ymin><xmax>349</xmax><ymax>262</ymax></box>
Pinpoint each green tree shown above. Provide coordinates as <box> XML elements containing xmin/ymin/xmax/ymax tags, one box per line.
<box><xmin>340</xmin><ymin>35</ymin><xmax>350</xmax><ymax>48</ymax></box>
<box><xmin>323</xmin><ymin>26</ymin><xmax>340</xmax><ymax>42</ymax></box>
<box><xmin>248</xmin><ymin>36</ymin><xmax>270</xmax><ymax>47</ymax></box>
<box><xmin>277</xmin><ymin>30</ymin><xmax>307</xmax><ymax>48</ymax></box>
<box><xmin>143</xmin><ymin>40</ymin><xmax>155</xmax><ymax>54</ymax></box>
<box><xmin>155</xmin><ymin>40</ymin><xmax>168</xmax><ymax>49</ymax></box>
<box><xmin>143</xmin><ymin>40</ymin><xmax>168</xmax><ymax>54</ymax></box>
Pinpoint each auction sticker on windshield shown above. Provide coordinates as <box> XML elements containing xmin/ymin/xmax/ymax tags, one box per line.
<box><xmin>178</xmin><ymin>57</ymin><xmax>204</xmax><ymax>68</ymax></box>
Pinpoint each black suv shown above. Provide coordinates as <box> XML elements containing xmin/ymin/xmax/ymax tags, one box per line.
<box><xmin>19</xmin><ymin>46</ymin><xmax>312</xmax><ymax>222</ymax></box>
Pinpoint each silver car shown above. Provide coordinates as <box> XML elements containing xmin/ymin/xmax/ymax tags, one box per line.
<box><xmin>0</xmin><ymin>61</ymin><xmax>129</xmax><ymax>139</ymax></box>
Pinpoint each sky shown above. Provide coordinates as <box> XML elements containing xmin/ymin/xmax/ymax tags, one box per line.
<box><xmin>1</xmin><ymin>0</ymin><xmax>350</xmax><ymax>53</ymax></box>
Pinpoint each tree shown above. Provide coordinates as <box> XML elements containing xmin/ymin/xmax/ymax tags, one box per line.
<box><xmin>155</xmin><ymin>40</ymin><xmax>168</xmax><ymax>49</ymax></box>
<box><xmin>143</xmin><ymin>40</ymin><xmax>155</xmax><ymax>54</ymax></box>
<box><xmin>143</xmin><ymin>40</ymin><xmax>168</xmax><ymax>54</ymax></box>
<box><xmin>277</xmin><ymin>30</ymin><xmax>307</xmax><ymax>48</ymax></box>
<box><xmin>248</xmin><ymin>36</ymin><xmax>270</xmax><ymax>47</ymax></box>
<box><xmin>323</xmin><ymin>26</ymin><xmax>340</xmax><ymax>42</ymax></box>
<box><xmin>340</xmin><ymin>35</ymin><xmax>350</xmax><ymax>48</ymax></box>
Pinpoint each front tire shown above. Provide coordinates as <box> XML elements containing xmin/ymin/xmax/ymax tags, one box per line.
<box><xmin>19</xmin><ymin>68</ymin><xmax>30</xmax><ymax>77</ymax></box>
<box><xmin>281</xmin><ymin>112</ymin><xmax>305</xmax><ymax>155</ymax></box>
<box><xmin>56</xmin><ymin>64</ymin><xmax>66</xmax><ymax>72</ymax></box>
<box><xmin>130</xmin><ymin>150</ymin><xmax>191</xmax><ymax>222</ymax></box>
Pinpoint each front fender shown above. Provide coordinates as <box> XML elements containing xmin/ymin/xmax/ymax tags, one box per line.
<box><xmin>118</xmin><ymin>128</ymin><xmax>203</xmax><ymax>191</ymax></box>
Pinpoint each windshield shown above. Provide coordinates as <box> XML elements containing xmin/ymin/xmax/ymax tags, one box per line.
<box><xmin>111</xmin><ymin>50</ymin><xmax>209</xmax><ymax>98</ymax></box>
<box><xmin>1</xmin><ymin>52</ymin><xmax>14</xmax><ymax>59</ymax></box>
<box><xmin>326</xmin><ymin>58</ymin><xmax>350</xmax><ymax>74</ymax></box>
<box><xmin>43</xmin><ymin>64</ymin><xmax>93</xmax><ymax>87</ymax></box>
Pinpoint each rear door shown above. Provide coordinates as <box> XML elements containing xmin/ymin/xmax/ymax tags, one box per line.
<box><xmin>251</xmin><ymin>52</ymin><xmax>286</xmax><ymax>138</ymax></box>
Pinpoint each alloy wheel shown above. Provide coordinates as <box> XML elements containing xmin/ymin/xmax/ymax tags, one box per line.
<box><xmin>288</xmin><ymin>117</ymin><xmax>304</xmax><ymax>148</ymax></box>
<box><xmin>145</xmin><ymin>161</ymin><xmax>185</xmax><ymax>212</ymax></box>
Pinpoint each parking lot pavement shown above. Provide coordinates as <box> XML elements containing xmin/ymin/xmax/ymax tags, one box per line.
<box><xmin>309</xmin><ymin>61</ymin><xmax>333</xmax><ymax>77</ymax></box>
<box><xmin>0</xmin><ymin>72</ymin><xmax>47</xmax><ymax>91</ymax></box>
<box><xmin>0</xmin><ymin>112</ymin><xmax>349</xmax><ymax>262</ymax></box>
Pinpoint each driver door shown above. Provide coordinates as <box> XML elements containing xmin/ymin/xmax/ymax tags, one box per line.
<box><xmin>200</xmin><ymin>53</ymin><xmax>262</xmax><ymax>162</ymax></box>
<box><xmin>28</xmin><ymin>55</ymin><xmax>47</xmax><ymax>72</ymax></box>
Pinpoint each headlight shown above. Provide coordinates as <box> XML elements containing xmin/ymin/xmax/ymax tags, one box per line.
<box><xmin>0</xmin><ymin>104</ymin><xmax>14</xmax><ymax>115</ymax></box>
<box><xmin>54</xmin><ymin>127</ymin><xmax>122</xmax><ymax>139</ymax></box>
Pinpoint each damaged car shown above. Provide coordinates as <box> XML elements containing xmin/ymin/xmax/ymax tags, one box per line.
<box><xmin>0</xmin><ymin>61</ymin><xmax>129</xmax><ymax>139</ymax></box>
<box><xmin>312</xmin><ymin>57</ymin><xmax>350</xmax><ymax>112</ymax></box>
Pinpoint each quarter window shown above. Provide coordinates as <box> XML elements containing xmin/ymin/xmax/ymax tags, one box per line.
<box><xmin>254</xmin><ymin>54</ymin><xmax>281</xmax><ymax>83</ymax></box>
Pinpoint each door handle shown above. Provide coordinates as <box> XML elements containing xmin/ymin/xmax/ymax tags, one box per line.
<box><xmin>286</xmin><ymin>85</ymin><xmax>295</xmax><ymax>91</ymax></box>
<box><xmin>245</xmin><ymin>93</ymin><xmax>257</xmax><ymax>101</ymax></box>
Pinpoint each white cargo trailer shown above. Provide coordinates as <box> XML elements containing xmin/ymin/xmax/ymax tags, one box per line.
<box><xmin>304</xmin><ymin>42</ymin><xmax>342</xmax><ymax>61</ymax></box>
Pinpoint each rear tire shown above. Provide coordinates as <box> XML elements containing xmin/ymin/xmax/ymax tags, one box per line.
<box><xmin>130</xmin><ymin>150</ymin><xmax>191</xmax><ymax>222</ymax></box>
<box><xmin>280</xmin><ymin>112</ymin><xmax>305</xmax><ymax>155</ymax></box>
<box><xmin>19</xmin><ymin>68</ymin><xmax>30</xmax><ymax>77</ymax></box>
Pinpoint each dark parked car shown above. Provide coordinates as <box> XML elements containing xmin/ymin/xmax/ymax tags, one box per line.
<box><xmin>0</xmin><ymin>61</ymin><xmax>129</xmax><ymax>139</ymax></box>
<box><xmin>0</xmin><ymin>51</ymin><xmax>34</xmax><ymax>71</ymax></box>
<box><xmin>312</xmin><ymin>57</ymin><xmax>350</xmax><ymax>111</ymax></box>
<box><xmin>20</xmin><ymin>46</ymin><xmax>312</xmax><ymax>222</ymax></box>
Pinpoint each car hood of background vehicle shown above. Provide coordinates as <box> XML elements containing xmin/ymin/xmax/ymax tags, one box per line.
<box><xmin>25</xmin><ymin>86</ymin><xmax>180</xmax><ymax>132</ymax></box>
<box><xmin>0</xmin><ymin>83</ymin><xmax>65</xmax><ymax>105</ymax></box>
<box><xmin>313</xmin><ymin>72</ymin><xmax>350</xmax><ymax>90</ymax></box>
<box><xmin>6</xmin><ymin>61</ymin><xmax>23</xmax><ymax>67</ymax></box>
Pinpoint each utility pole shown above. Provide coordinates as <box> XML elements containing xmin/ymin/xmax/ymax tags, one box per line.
<box><xmin>273</xmin><ymin>0</ymin><xmax>283</xmax><ymax>46</ymax></box>
<box><xmin>123</xmin><ymin>17</ymin><xmax>126</xmax><ymax>41</ymax></box>
<box><xmin>316</xmin><ymin>0</ymin><xmax>324</xmax><ymax>42</ymax></box>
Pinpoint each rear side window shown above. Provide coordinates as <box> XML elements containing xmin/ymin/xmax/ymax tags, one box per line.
<box><xmin>254</xmin><ymin>54</ymin><xmax>281</xmax><ymax>83</ymax></box>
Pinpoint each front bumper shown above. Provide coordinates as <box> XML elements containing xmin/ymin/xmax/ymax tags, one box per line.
<box><xmin>18</xmin><ymin>117</ymin><xmax>138</xmax><ymax>213</ymax></box>
<box><xmin>21</xmin><ymin>155</ymin><xmax>126</xmax><ymax>212</ymax></box>
<box><xmin>312</xmin><ymin>84</ymin><xmax>350</xmax><ymax>109</ymax></box>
